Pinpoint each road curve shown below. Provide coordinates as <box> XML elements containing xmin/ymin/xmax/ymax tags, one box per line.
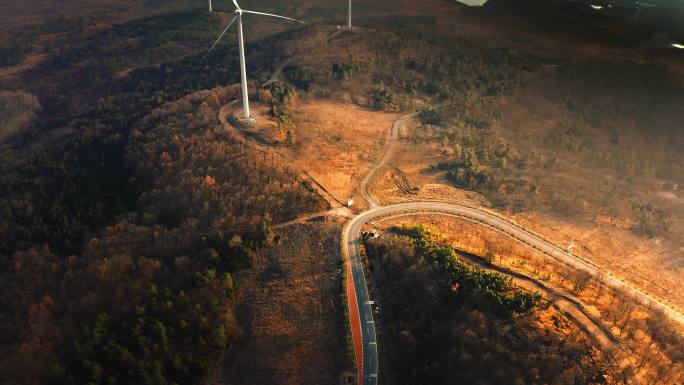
<box><xmin>343</xmin><ymin>213</ymin><xmax>378</xmax><ymax>385</ymax></box>
<box><xmin>359</xmin><ymin>112</ymin><xmax>417</xmax><ymax>209</ymax></box>
<box><xmin>350</xmin><ymin>203</ymin><xmax>684</xmax><ymax>322</ymax></box>
<box><xmin>343</xmin><ymin>112</ymin><xmax>417</xmax><ymax>385</ymax></box>
<box><xmin>342</xmin><ymin>112</ymin><xmax>684</xmax><ymax>385</ymax></box>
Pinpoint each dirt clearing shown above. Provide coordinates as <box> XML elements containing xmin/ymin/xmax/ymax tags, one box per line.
<box><xmin>281</xmin><ymin>100</ymin><xmax>399</xmax><ymax>206</ymax></box>
<box><xmin>215</xmin><ymin>221</ymin><xmax>352</xmax><ymax>385</ymax></box>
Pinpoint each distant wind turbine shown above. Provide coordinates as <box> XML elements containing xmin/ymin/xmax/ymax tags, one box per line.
<box><xmin>208</xmin><ymin>0</ymin><xmax>213</xmax><ymax>13</ymax></box>
<box><xmin>205</xmin><ymin>0</ymin><xmax>304</xmax><ymax>123</ymax></box>
<box><xmin>347</xmin><ymin>0</ymin><xmax>352</xmax><ymax>29</ymax></box>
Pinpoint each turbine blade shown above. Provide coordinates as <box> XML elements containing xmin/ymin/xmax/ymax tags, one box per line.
<box><xmin>205</xmin><ymin>14</ymin><xmax>239</xmax><ymax>57</ymax></box>
<box><xmin>232</xmin><ymin>0</ymin><xmax>240</xmax><ymax>10</ymax></box>
<box><xmin>241</xmin><ymin>10</ymin><xmax>305</xmax><ymax>24</ymax></box>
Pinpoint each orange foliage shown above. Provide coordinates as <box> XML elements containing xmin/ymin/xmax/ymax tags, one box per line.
<box><xmin>203</xmin><ymin>175</ymin><xmax>216</xmax><ymax>187</ymax></box>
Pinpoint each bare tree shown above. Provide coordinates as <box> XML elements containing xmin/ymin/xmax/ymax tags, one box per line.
<box><xmin>571</xmin><ymin>269</ymin><xmax>593</xmax><ymax>295</ymax></box>
<box><xmin>593</xmin><ymin>272</ymin><xmax>605</xmax><ymax>300</ymax></box>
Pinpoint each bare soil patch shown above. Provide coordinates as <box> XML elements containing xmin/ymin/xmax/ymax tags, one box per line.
<box><xmin>215</xmin><ymin>221</ymin><xmax>352</xmax><ymax>385</ymax></box>
<box><xmin>280</xmin><ymin>99</ymin><xmax>398</xmax><ymax>205</ymax></box>
<box><xmin>375</xmin><ymin>148</ymin><xmax>684</xmax><ymax>313</ymax></box>
<box><xmin>368</xmin><ymin>90</ymin><xmax>684</xmax><ymax>313</ymax></box>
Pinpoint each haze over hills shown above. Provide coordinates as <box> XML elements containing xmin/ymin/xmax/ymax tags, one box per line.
<box><xmin>0</xmin><ymin>1</ymin><xmax>683</xmax><ymax>385</ymax></box>
<box><xmin>481</xmin><ymin>0</ymin><xmax>684</xmax><ymax>48</ymax></box>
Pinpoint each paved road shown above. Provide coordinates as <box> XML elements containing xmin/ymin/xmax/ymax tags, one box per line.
<box><xmin>342</xmin><ymin>112</ymin><xmax>684</xmax><ymax>385</ymax></box>
<box><xmin>343</xmin><ymin>113</ymin><xmax>418</xmax><ymax>385</ymax></box>
<box><xmin>343</xmin><ymin>213</ymin><xmax>379</xmax><ymax>385</ymax></box>
<box><xmin>221</xmin><ymin>96</ymin><xmax>683</xmax><ymax>384</ymax></box>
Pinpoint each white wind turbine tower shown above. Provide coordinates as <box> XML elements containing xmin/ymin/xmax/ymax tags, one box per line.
<box><xmin>205</xmin><ymin>0</ymin><xmax>304</xmax><ymax>124</ymax></box>
<box><xmin>347</xmin><ymin>0</ymin><xmax>351</xmax><ymax>29</ymax></box>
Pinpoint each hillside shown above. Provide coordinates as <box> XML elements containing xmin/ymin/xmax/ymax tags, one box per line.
<box><xmin>0</xmin><ymin>87</ymin><xmax>327</xmax><ymax>384</ymax></box>
<box><xmin>0</xmin><ymin>0</ymin><xmax>683</xmax><ymax>384</ymax></box>
<box><xmin>365</xmin><ymin>226</ymin><xmax>607</xmax><ymax>384</ymax></box>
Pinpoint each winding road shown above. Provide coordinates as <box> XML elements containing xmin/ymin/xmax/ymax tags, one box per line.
<box><xmin>359</xmin><ymin>112</ymin><xmax>418</xmax><ymax>209</ymax></box>
<box><xmin>220</xmin><ymin>98</ymin><xmax>683</xmax><ymax>385</ymax></box>
<box><xmin>342</xmin><ymin>112</ymin><xmax>684</xmax><ymax>385</ymax></box>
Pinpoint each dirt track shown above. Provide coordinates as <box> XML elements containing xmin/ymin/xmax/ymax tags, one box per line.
<box><xmin>344</xmin><ymin>111</ymin><xmax>684</xmax><ymax>385</ymax></box>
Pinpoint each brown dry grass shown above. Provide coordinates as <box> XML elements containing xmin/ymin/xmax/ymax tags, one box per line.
<box><xmin>278</xmin><ymin>99</ymin><xmax>399</xmax><ymax>204</ymax></box>
<box><xmin>374</xmin><ymin>215</ymin><xmax>684</xmax><ymax>383</ymax></box>
<box><xmin>515</xmin><ymin>212</ymin><xmax>684</xmax><ymax>312</ymax></box>
<box><xmin>0</xmin><ymin>0</ymin><xmax>193</xmax><ymax>29</ymax></box>
<box><xmin>371</xmin><ymin>126</ymin><xmax>489</xmax><ymax>208</ymax></box>
<box><xmin>366</xmin><ymin>215</ymin><xmax>632</xmax><ymax>383</ymax></box>
<box><xmin>374</xmin><ymin>137</ymin><xmax>684</xmax><ymax>313</ymax></box>
<box><xmin>0</xmin><ymin>52</ymin><xmax>48</xmax><ymax>84</ymax></box>
<box><xmin>364</xmin><ymin>69</ymin><xmax>684</xmax><ymax>312</ymax></box>
<box><xmin>214</xmin><ymin>221</ymin><xmax>352</xmax><ymax>385</ymax></box>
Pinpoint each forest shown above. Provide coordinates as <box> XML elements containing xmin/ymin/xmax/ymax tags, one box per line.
<box><xmin>0</xmin><ymin>88</ymin><xmax>324</xmax><ymax>385</ymax></box>
<box><xmin>0</xmin><ymin>9</ymin><xmax>250</xmax><ymax>257</ymax></box>
<box><xmin>261</xmin><ymin>16</ymin><xmax>682</xmax><ymax>245</ymax></box>
<box><xmin>6</xmin><ymin>8</ymin><xmax>320</xmax><ymax>384</ymax></box>
<box><xmin>0</xmin><ymin>42</ymin><xmax>24</xmax><ymax>67</ymax></box>
<box><xmin>364</xmin><ymin>225</ymin><xmax>608</xmax><ymax>385</ymax></box>
<box><xmin>1</xmin><ymin>4</ymin><xmax>683</xmax><ymax>384</ymax></box>
<box><xmin>0</xmin><ymin>9</ymin><xmax>324</xmax><ymax>384</ymax></box>
<box><xmin>0</xmin><ymin>91</ymin><xmax>42</xmax><ymax>141</ymax></box>
<box><xmin>370</xmin><ymin>19</ymin><xmax>682</xmax><ymax>241</ymax></box>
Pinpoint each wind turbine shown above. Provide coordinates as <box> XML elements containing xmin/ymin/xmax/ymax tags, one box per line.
<box><xmin>347</xmin><ymin>0</ymin><xmax>351</xmax><ymax>29</ymax></box>
<box><xmin>208</xmin><ymin>0</ymin><xmax>213</xmax><ymax>13</ymax></box>
<box><xmin>205</xmin><ymin>0</ymin><xmax>304</xmax><ymax>124</ymax></box>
